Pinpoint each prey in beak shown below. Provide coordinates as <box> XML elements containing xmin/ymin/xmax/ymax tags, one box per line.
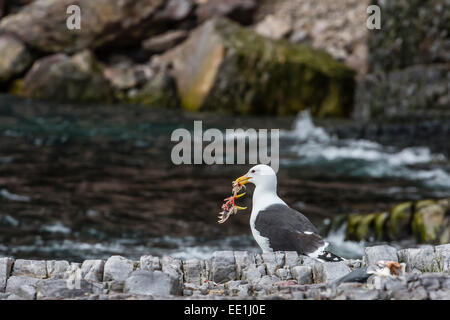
<box><xmin>217</xmin><ymin>175</ymin><xmax>251</xmax><ymax>224</ymax></box>
<box><xmin>233</xmin><ymin>174</ymin><xmax>252</xmax><ymax>188</ymax></box>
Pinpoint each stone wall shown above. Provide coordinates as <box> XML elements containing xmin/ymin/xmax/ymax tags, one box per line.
<box><xmin>1</xmin><ymin>244</ymin><xmax>449</xmax><ymax>300</ymax></box>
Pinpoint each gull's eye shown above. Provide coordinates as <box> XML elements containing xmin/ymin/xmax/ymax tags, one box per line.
<box><xmin>251</xmin><ymin>169</ymin><xmax>256</xmax><ymax>173</ymax></box>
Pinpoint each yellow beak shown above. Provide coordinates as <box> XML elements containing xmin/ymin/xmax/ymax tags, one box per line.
<box><xmin>233</xmin><ymin>174</ymin><xmax>252</xmax><ymax>186</ymax></box>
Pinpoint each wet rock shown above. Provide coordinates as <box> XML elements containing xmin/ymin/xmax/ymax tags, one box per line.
<box><xmin>142</xmin><ymin>30</ymin><xmax>189</xmax><ymax>53</ymax></box>
<box><xmin>0</xmin><ymin>35</ymin><xmax>33</xmax><ymax>84</ymax></box>
<box><xmin>312</xmin><ymin>262</ymin><xmax>351</xmax><ymax>283</ymax></box>
<box><xmin>209</xmin><ymin>251</ymin><xmax>236</xmax><ymax>283</ymax></box>
<box><xmin>103</xmin><ymin>256</ymin><xmax>135</xmax><ymax>283</ymax></box>
<box><xmin>412</xmin><ymin>203</ymin><xmax>447</xmax><ymax>243</ymax></box>
<box><xmin>81</xmin><ymin>260</ymin><xmax>104</xmax><ymax>282</ymax></box>
<box><xmin>139</xmin><ymin>255</ymin><xmax>161</xmax><ymax>272</ymax></box>
<box><xmin>19</xmin><ymin>50</ymin><xmax>113</xmax><ymax>103</ymax></box>
<box><xmin>364</xmin><ymin>245</ymin><xmax>398</xmax><ymax>268</ymax></box>
<box><xmin>36</xmin><ymin>279</ymin><xmax>105</xmax><ymax>299</ymax></box>
<box><xmin>397</xmin><ymin>247</ymin><xmax>439</xmax><ymax>273</ymax></box>
<box><xmin>12</xmin><ymin>259</ymin><xmax>47</xmax><ymax>279</ymax></box>
<box><xmin>46</xmin><ymin>260</ymin><xmax>70</xmax><ymax>279</ymax></box>
<box><xmin>0</xmin><ymin>257</ymin><xmax>13</xmax><ymax>292</ymax></box>
<box><xmin>5</xmin><ymin>276</ymin><xmax>40</xmax><ymax>299</ymax></box>
<box><xmin>196</xmin><ymin>0</ymin><xmax>257</xmax><ymax>25</ymax></box>
<box><xmin>291</xmin><ymin>266</ymin><xmax>313</xmax><ymax>285</ymax></box>
<box><xmin>162</xmin><ymin>18</ymin><xmax>354</xmax><ymax>116</ymax></box>
<box><xmin>0</xmin><ymin>0</ymin><xmax>165</xmax><ymax>53</ymax></box>
<box><xmin>124</xmin><ymin>270</ymin><xmax>181</xmax><ymax>296</ymax></box>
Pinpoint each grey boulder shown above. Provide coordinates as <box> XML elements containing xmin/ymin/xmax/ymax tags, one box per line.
<box><xmin>12</xmin><ymin>259</ymin><xmax>47</xmax><ymax>279</ymax></box>
<box><xmin>209</xmin><ymin>251</ymin><xmax>236</xmax><ymax>283</ymax></box>
<box><xmin>313</xmin><ymin>262</ymin><xmax>351</xmax><ymax>283</ymax></box>
<box><xmin>124</xmin><ymin>270</ymin><xmax>182</xmax><ymax>296</ymax></box>
<box><xmin>364</xmin><ymin>245</ymin><xmax>398</xmax><ymax>268</ymax></box>
<box><xmin>103</xmin><ymin>256</ymin><xmax>135</xmax><ymax>283</ymax></box>
<box><xmin>0</xmin><ymin>257</ymin><xmax>14</xmax><ymax>292</ymax></box>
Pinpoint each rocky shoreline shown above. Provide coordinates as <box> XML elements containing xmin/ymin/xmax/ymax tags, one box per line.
<box><xmin>1</xmin><ymin>244</ymin><xmax>449</xmax><ymax>300</ymax></box>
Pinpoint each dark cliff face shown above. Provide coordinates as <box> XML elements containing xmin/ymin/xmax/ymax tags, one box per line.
<box><xmin>354</xmin><ymin>0</ymin><xmax>450</xmax><ymax>121</ymax></box>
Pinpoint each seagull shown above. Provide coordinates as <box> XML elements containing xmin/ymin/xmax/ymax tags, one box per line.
<box><xmin>233</xmin><ymin>164</ymin><xmax>343</xmax><ymax>262</ymax></box>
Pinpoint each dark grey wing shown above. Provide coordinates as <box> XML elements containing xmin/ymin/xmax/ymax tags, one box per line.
<box><xmin>334</xmin><ymin>267</ymin><xmax>370</xmax><ymax>285</ymax></box>
<box><xmin>254</xmin><ymin>203</ymin><xmax>326</xmax><ymax>255</ymax></box>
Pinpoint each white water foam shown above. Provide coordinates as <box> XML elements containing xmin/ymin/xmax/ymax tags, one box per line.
<box><xmin>280</xmin><ymin>110</ymin><xmax>450</xmax><ymax>189</ymax></box>
<box><xmin>325</xmin><ymin>223</ymin><xmax>365</xmax><ymax>259</ymax></box>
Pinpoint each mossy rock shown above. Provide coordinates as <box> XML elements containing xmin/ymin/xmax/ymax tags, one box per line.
<box><xmin>346</xmin><ymin>214</ymin><xmax>362</xmax><ymax>241</ymax></box>
<box><xmin>18</xmin><ymin>51</ymin><xmax>113</xmax><ymax>103</ymax></box>
<box><xmin>163</xmin><ymin>18</ymin><xmax>355</xmax><ymax>116</ymax></box>
<box><xmin>386</xmin><ymin>201</ymin><xmax>413</xmax><ymax>240</ymax></box>
<box><xmin>346</xmin><ymin>213</ymin><xmax>377</xmax><ymax>241</ymax></box>
<box><xmin>415</xmin><ymin>199</ymin><xmax>436</xmax><ymax>210</ymax></box>
<box><xmin>0</xmin><ymin>35</ymin><xmax>33</xmax><ymax>85</ymax></box>
<box><xmin>412</xmin><ymin>204</ymin><xmax>446</xmax><ymax>243</ymax></box>
<box><xmin>374</xmin><ymin>211</ymin><xmax>389</xmax><ymax>240</ymax></box>
<box><xmin>125</xmin><ymin>69</ymin><xmax>180</xmax><ymax>108</ymax></box>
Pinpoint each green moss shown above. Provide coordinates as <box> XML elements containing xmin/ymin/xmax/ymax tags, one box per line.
<box><xmin>415</xmin><ymin>199</ymin><xmax>435</xmax><ymax>209</ymax></box>
<box><xmin>374</xmin><ymin>211</ymin><xmax>389</xmax><ymax>240</ymax></box>
<box><xmin>345</xmin><ymin>213</ymin><xmax>377</xmax><ymax>241</ymax></box>
<box><xmin>8</xmin><ymin>78</ymin><xmax>24</xmax><ymax>96</ymax></box>
<box><xmin>195</xmin><ymin>18</ymin><xmax>355</xmax><ymax>117</ymax></box>
<box><xmin>412</xmin><ymin>204</ymin><xmax>445</xmax><ymax>243</ymax></box>
<box><xmin>127</xmin><ymin>71</ymin><xmax>179</xmax><ymax>108</ymax></box>
<box><xmin>386</xmin><ymin>202</ymin><xmax>412</xmax><ymax>240</ymax></box>
<box><xmin>346</xmin><ymin>214</ymin><xmax>363</xmax><ymax>241</ymax></box>
<box><xmin>439</xmin><ymin>225</ymin><xmax>450</xmax><ymax>245</ymax></box>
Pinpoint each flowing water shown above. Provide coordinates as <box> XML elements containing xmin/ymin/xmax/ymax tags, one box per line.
<box><xmin>0</xmin><ymin>95</ymin><xmax>449</xmax><ymax>261</ymax></box>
